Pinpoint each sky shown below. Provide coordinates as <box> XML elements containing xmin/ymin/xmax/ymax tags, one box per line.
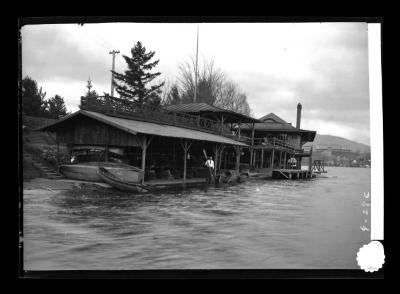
<box><xmin>21</xmin><ymin>22</ymin><xmax>371</xmax><ymax>145</ymax></box>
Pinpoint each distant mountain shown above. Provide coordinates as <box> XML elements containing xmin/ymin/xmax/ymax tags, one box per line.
<box><xmin>304</xmin><ymin>134</ymin><xmax>370</xmax><ymax>153</ymax></box>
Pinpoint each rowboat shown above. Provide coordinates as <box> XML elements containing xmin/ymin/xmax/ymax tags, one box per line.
<box><xmin>59</xmin><ymin>162</ymin><xmax>141</xmax><ymax>182</ymax></box>
<box><xmin>97</xmin><ymin>166</ymin><xmax>151</xmax><ymax>193</ymax></box>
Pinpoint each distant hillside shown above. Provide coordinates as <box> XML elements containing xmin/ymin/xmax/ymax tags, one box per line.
<box><xmin>304</xmin><ymin>134</ymin><xmax>370</xmax><ymax>153</ymax></box>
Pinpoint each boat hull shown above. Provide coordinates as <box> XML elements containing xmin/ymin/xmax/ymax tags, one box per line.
<box><xmin>60</xmin><ymin>162</ymin><xmax>144</xmax><ymax>183</ymax></box>
<box><xmin>98</xmin><ymin>167</ymin><xmax>149</xmax><ymax>193</ymax></box>
<box><xmin>60</xmin><ymin>164</ymin><xmax>102</xmax><ymax>182</ymax></box>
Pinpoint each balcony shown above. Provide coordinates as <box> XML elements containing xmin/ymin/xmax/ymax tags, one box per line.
<box><xmin>241</xmin><ymin>136</ymin><xmax>312</xmax><ymax>156</ymax></box>
<box><xmin>80</xmin><ymin>95</ymin><xmax>236</xmax><ymax>138</ymax></box>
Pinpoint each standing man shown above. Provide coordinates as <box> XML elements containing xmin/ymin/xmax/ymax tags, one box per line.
<box><xmin>205</xmin><ymin>156</ymin><xmax>215</xmax><ymax>183</ymax></box>
<box><xmin>288</xmin><ymin>156</ymin><xmax>297</xmax><ymax>169</ymax></box>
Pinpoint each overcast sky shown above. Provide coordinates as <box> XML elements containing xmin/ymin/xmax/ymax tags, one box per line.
<box><xmin>21</xmin><ymin>22</ymin><xmax>371</xmax><ymax>145</ymax></box>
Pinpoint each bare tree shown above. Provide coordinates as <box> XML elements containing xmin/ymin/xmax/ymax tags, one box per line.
<box><xmin>178</xmin><ymin>56</ymin><xmax>225</xmax><ymax>104</ymax></box>
<box><xmin>215</xmin><ymin>80</ymin><xmax>251</xmax><ymax>116</ymax></box>
<box><xmin>159</xmin><ymin>77</ymin><xmax>172</xmax><ymax>104</ymax></box>
<box><xmin>175</xmin><ymin>56</ymin><xmax>253</xmax><ymax>116</ymax></box>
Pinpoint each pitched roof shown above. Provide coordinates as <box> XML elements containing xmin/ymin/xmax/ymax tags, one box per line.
<box><xmin>39</xmin><ymin>110</ymin><xmax>248</xmax><ymax>147</ymax></box>
<box><xmin>259</xmin><ymin>113</ymin><xmax>288</xmax><ymax>124</ymax></box>
<box><xmin>163</xmin><ymin>103</ymin><xmax>260</xmax><ymax>123</ymax></box>
<box><xmin>240</xmin><ymin>112</ymin><xmax>316</xmax><ymax>142</ymax></box>
<box><xmin>163</xmin><ymin>103</ymin><xmax>220</xmax><ymax>113</ymax></box>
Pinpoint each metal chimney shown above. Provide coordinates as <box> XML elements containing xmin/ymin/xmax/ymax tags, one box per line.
<box><xmin>296</xmin><ymin>103</ymin><xmax>302</xmax><ymax>129</ymax></box>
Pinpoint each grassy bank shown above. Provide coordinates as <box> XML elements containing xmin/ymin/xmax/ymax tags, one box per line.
<box><xmin>22</xmin><ymin>115</ymin><xmax>69</xmax><ymax>180</ymax></box>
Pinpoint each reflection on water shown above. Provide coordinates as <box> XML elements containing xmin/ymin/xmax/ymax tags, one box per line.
<box><xmin>23</xmin><ymin>167</ymin><xmax>371</xmax><ymax>270</ymax></box>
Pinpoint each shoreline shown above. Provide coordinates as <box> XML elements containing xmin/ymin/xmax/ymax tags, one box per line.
<box><xmin>23</xmin><ymin>178</ymin><xmax>114</xmax><ymax>195</ymax></box>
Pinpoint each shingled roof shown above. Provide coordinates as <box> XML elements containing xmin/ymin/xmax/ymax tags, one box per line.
<box><xmin>240</xmin><ymin>112</ymin><xmax>316</xmax><ymax>142</ymax></box>
<box><xmin>259</xmin><ymin>113</ymin><xmax>289</xmax><ymax>124</ymax></box>
<box><xmin>163</xmin><ymin>103</ymin><xmax>260</xmax><ymax>124</ymax></box>
<box><xmin>39</xmin><ymin>110</ymin><xmax>248</xmax><ymax>146</ymax></box>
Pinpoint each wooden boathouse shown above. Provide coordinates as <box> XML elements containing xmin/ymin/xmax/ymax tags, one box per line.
<box><xmin>164</xmin><ymin>102</ymin><xmax>317</xmax><ymax>179</ymax></box>
<box><xmin>39</xmin><ymin>96</ymin><xmax>259</xmax><ymax>186</ymax></box>
<box><xmin>39</xmin><ymin>96</ymin><xmax>317</xmax><ymax>183</ymax></box>
<box><xmin>238</xmin><ymin>103</ymin><xmax>316</xmax><ymax>179</ymax></box>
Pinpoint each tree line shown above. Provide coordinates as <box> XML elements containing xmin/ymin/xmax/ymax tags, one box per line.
<box><xmin>22</xmin><ymin>41</ymin><xmax>253</xmax><ymax>118</ymax></box>
<box><xmin>21</xmin><ymin>76</ymin><xmax>68</xmax><ymax>119</ymax></box>
<box><xmin>111</xmin><ymin>41</ymin><xmax>252</xmax><ymax>116</ymax></box>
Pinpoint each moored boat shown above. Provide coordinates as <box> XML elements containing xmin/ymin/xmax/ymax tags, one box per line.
<box><xmin>97</xmin><ymin>166</ymin><xmax>151</xmax><ymax>193</ymax></box>
<box><xmin>59</xmin><ymin>162</ymin><xmax>142</xmax><ymax>182</ymax></box>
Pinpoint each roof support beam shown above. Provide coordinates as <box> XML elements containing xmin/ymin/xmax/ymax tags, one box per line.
<box><xmin>180</xmin><ymin>139</ymin><xmax>192</xmax><ymax>184</ymax></box>
<box><xmin>235</xmin><ymin>146</ymin><xmax>241</xmax><ymax>174</ymax></box>
<box><xmin>140</xmin><ymin>135</ymin><xmax>153</xmax><ymax>184</ymax></box>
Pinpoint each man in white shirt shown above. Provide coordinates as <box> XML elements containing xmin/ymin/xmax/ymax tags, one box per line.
<box><xmin>205</xmin><ymin>156</ymin><xmax>215</xmax><ymax>183</ymax></box>
<box><xmin>288</xmin><ymin>156</ymin><xmax>297</xmax><ymax>169</ymax></box>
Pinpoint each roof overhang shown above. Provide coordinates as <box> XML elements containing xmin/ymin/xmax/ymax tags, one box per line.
<box><xmin>40</xmin><ymin>110</ymin><xmax>248</xmax><ymax>147</ymax></box>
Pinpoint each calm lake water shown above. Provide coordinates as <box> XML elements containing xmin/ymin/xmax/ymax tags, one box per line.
<box><xmin>23</xmin><ymin>167</ymin><xmax>371</xmax><ymax>270</ymax></box>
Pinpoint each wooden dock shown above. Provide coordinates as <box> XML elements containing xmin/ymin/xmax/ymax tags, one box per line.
<box><xmin>145</xmin><ymin>177</ymin><xmax>207</xmax><ymax>189</ymax></box>
<box><xmin>272</xmin><ymin>169</ymin><xmax>313</xmax><ymax>180</ymax></box>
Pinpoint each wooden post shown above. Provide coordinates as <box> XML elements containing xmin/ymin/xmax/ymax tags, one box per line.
<box><xmin>238</xmin><ymin>123</ymin><xmax>241</xmax><ymax>139</ymax></box>
<box><xmin>218</xmin><ymin>146</ymin><xmax>225</xmax><ymax>171</ymax></box>
<box><xmin>261</xmin><ymin>147</ymin><xmax>264</xmax><ymax>169</ymax></box>
<box><xmin>309</xmin><ymin>145</ymin><xmax>313</xmax><ymax>172</ymax></box>
<box><xmin>220</xmin><ymin>115</ymin><xmax>225</xmax><ymax>135</ymax></box>
<box><xmin>235</xmin><ymin>146</ymin><xmax>241</xmax><ymax>173</ymax></box>
<box><xmin>183</xmin><ymin>140</ymin><xmax>188</xmax><ymax>184</ymax></box>
<box><xmin>250</xmin><ymin>123</ymin><xmax>255</xmax><ymax>170</ymax></box>
<box><xmin>141</xmin><ymin>136</ymin><xmax>147</xmax><ymax>185</ymax></box>
<box><xmin>181</xmin><ymin>139</ymin><xmax>192</xmax><ymax>184</ymax></box>
<box><xmin>224</xmin><ymin>149</ymin><xmax>228</xmax><ymax>169</ymax></box>
<box><xmin>298</xmin><ymin>155</ymin><xmax>301</xmax><ymax>170</ymax></box>
<box><xmin>271</xmin><ymin>138</ymin><xmax>275</xmax><ymax>169</ymax></box>
<box><xmin>57</xmin><ymin>141</ymin><xmax>60</xmax><ymax>172</ymax></box>
<box><xmin>214</xmin><ymin>144</ymin><xmax>220</xmax><ymax>178</ymax></box>
<box><xmin>279</xmin><ymin>150</ymin><xmax>282</xmax><ymax>169</ymax></box>
<box><xmin>284</xmin><ymin>151</ymin><xmax>287</xmax><ymax>169</ymax></box>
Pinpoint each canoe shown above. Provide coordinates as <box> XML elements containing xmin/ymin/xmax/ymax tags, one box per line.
<box><xmin>97</xmin><ymin>167</ymin><xmax>151</xmax><ymax>193</ymax></box>
<box><xmin>59</xmin><ymin>162</ymin><xmax>143</xmax><ymax>182</ymax></box>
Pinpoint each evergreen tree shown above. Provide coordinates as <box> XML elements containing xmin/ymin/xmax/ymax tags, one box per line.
<box><xmin>164</xmin><ymin>84</ymin><xmax>181</xmax><ymax>105</ymax></box>
<box><xmin>79</xmin><ymin>77</ymin><xmax>99</xmax><ymax>109</ymax></box>
<box><xmin>21</xmin><ymin>76</ymin><xmax>47</xmax><ymax>116</ymax></box>
<box><xmin>47</xmin><ymin>95</ymin><xmax>67</xmax><ymax>118</ymax></box>
<box><xmin>111</xmin><ymin>41</ymin><xmax>164</xmax><ymax>108</ymax></box>
<box><xmin>84</xmin><ymin>77</ymin><xmax>98</xmax><ymax>98</ymax></box>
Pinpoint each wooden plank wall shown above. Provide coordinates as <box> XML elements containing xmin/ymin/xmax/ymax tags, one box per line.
<box><xmin>55</xmin><ymin>116</ymin><xmax>141</xmax><ymax>147</ymax></box>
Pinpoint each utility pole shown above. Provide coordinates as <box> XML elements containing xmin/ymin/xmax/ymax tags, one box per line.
<box><xmin>109</xmin><ymin>50</ymin><xmax>120</xmax><ymax>97</ymax></box>
<box><xmin>194</xmin><ymin>26</ymin><xmax>199</xmax><ymax>103</ymax></box>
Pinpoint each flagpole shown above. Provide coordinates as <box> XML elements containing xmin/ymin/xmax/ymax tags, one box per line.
<box><xmin>194</xmin><ymin>25</ymin><xmax>199</xmax><ymax>103</ymax></box>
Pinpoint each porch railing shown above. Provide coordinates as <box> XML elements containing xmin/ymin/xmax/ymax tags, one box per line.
<box><xmin>80</xmin><ymin>96</ymin><xmax>311</xmax><ymax>154</ymax></box>
<box><xmin>80</xmin><ymin>95</ymin><xmax>233</xmax><ymax>137</ymax></box>
<box><xmin>245</xmin><ymin>136</ymin><xmax>310</xmax><ymax>154</ymax></box>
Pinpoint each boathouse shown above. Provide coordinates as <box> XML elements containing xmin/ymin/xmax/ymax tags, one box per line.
<box><xmin>39</xmin><ymin>96</ymin><xmax>257</xmax><ymax>185</ymax></box>
<box><xmin>239</xmin><ymin>103</ymin><xmax>316</xmax><ymax>178</ymax></box>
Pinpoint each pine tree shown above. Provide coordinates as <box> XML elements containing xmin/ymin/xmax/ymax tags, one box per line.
<box><xmin>47</xmin><ymin>95</ymin><xmax>67</xmax><ymax>118</ymax></box>
<box><xmin>21</xmin><ymin>76</ymin><xmax>47</xmax><ymax>116</ymax></box>
<box><xmin>84</xmin><ymin>77</ymin><xmax>98</xmax><ymax>98</ymax></box>
<box><xmin>79</xmin><ymin>77</ymin><xmax>99</xmax><ymax>109</ymax></box>
<box><xmin>111</xmin><ymin>41</ymin><xmax>164</xmax><ymax>108</ymax></box>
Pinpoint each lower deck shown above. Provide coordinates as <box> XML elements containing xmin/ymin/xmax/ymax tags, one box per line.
<box><xmin>272</xmin><ymin>169</ymin><xmax>314</xmax><ymax>180</ymax></box>
<box><xmin>145</xmin><ymin>177</ymin><xmax>207</xmax><ymax>188</ymax></box>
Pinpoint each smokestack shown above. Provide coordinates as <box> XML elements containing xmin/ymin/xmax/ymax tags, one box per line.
<box><xmin>296</xmin><ymin>103</ymin><xmax>302</xmax><ymax>129</ymax></box>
